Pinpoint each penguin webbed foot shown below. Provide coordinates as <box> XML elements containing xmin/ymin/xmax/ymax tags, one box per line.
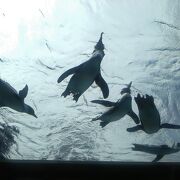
<box><xmin>145</xmin><ymin>94</ymin><xmax>154</xmax><ymax>104</ymax></box>
<box><xmin>92</xmin><ymin>117</ymin><xmax>99</xmax><ymax>121</ymax></box>
<box><xmin>100</xmin><ymin>121</ymin><xmax>109</xmax><ymax>128</ymax></box>
<box><xmin>135</xmin><ymin>93</ymin><xmax>154</xmax><ymax>107</ymax></box>
<box><xmin>72</xmin><ymin>92</ymin><xmax>81</xmax><ymax>102</ymax></box>
<box><xmin>61</xmin><ymin>90</ymin><xmax>69</xmax><ymax>98</ymax></box>
<box><xmin>61</xmin><ymin>89</ymin><xmax>82</xmax><ymax>102</ymax></box>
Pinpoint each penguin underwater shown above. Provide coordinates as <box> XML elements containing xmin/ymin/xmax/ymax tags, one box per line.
<box><xmin>91</xmin><ymin>82</ymin><xmax>139</xmax><ymax>128</ymax></box>
<box><xmin>57</xmin><ymin>32</ymin><xmax>109</xmax><ymax>102</ymax></box>
<box><xmin>0</xmin><ymin>79</ymin><xmax>37</xmax><ymax>118</ymax></box>
<box><xmin>127</xmin><ymin>93</ymin><xmax>180</xmax><ymax>134</ymax></box>
<box><xmin>132</xmin><ymin>143</ymin><xmax>180</xmax><ymax>162</ymax></box>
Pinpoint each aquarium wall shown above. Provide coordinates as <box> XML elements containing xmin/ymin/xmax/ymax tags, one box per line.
<box><xmin>0</xmin><ymin>0</ymin><xmax>180</xmax><ymax>162</ymax></box>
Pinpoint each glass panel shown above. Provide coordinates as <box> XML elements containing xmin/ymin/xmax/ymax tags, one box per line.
<box><xmin>0</xmin><ymin>0</ymin><xmax>180</xmax><ymax>162</ymax></box>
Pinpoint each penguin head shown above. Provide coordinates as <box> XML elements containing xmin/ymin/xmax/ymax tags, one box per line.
<box><xmin>120</xmin><ymin>81</ymin><xmax>132</xmax><ymax>95</ymax></box>
<box><xmin>24</xmin><ymin>104</ymin><xmax>37</xmax><ymax>118</ymax></box>
<box><xmin>94</xmin><ymin>32</ymin><xmax>105</xmax><ymax>51</ymax></box>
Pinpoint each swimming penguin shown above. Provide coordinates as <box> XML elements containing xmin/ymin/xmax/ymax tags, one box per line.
<box><xmin>0</xmin><ymin>79</ymin><xmax>37</xmax><ymax>118</ymax></box>
<box><xmin>57</xmin><ymin>32</ymin><xmax>109</xmax><ymax>102</ymax></box>
<box><xmin>127</xmin><ymin>93</ymin><xmax>180</xmax><ymax>134</ymax></box>
<box><xmin>91</xmin><ymin>82</ymin><xmax>139</xmax><ymax>128</ymax></box>
<box><xmin>132</xmin><ymin>143</ymin><xmax>180</xmax><ymax>162</ymax></box>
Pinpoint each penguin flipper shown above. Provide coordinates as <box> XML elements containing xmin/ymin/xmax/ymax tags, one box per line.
<box><xmin>95</xmin><ymin>73</ymin><xmax>109</xmax><ymax>99</ymax></box>
<box><xmin>152</xmin><ymin>154</ymin><xmax>164</xmax><ymax>162</ymax></box>
<box><xmin>161</xmin><ymin>123</ymin><xmax>180</xmax><ymax>129</ymax></box>
<box><xmin>127</xmin><ymin>110</ymin><xmax>140</xmax><ymax>124</ymax></box>
<box><xmin>132</xmin><ymin>144</ymin><xmax>147</xmax><ymax>151</ymax></box>
<box><xmin>19</xmin><ymin>85</ymin><xmax>28</xmax><ymax>100</ymax></box>
<box><xmin>91</xmin><ymin>100</ymin><xmax>115</xmax><ymax>107</ymax></box>
<box><xmin>57</xmin><ymin>66</ymin><xmax>80</xmax><ymax>83</ymax></box>
<box><xmin>127</xmin><ymin>125</ymin><xmax>143</xmax><ymax>132</ymax></box>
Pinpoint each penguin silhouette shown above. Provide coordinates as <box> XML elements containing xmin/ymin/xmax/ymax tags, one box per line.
<box><xmin>132</xmin><ymin>143</ymin><xmax>180</xmax><ymax>162</ymax></box>
<box><xmin>57</xmin><ymin>32</ymin><xmax>109</xmax><ymax>102</ymax></box>
<box><xmin>0</xmin><ymin>79</ymin><xmax>37</xmax><ymax>118</ymax></box>
<box><xmin>91</xmin><ymin>82</ymin><xmax>139</xmax><ymax>128</ymax></box>
<box><xmin>127</xmin><ymin>93</ymin><xmax>180</xmax><ymax>134</ymax></box>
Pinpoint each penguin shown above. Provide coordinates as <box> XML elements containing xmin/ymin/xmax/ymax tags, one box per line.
<box><xmin>132</xmin><ymin>143</ymin><xmax>180</xmax><ymax>162</ymax></box>
<box><xmin>127</xmin><ymin>93</ymin><xmax>180</xmax><ymax>134</ymax></box>
<box><xmin>57</xmin><ymin>32</ymin><xmax>109</xmax><ymax>102</ymax></box>
<box><xmin>91</xmin><ymin>82</ymin><xmax>139</xmax><ymax>128</ymax></box>
<box><xmin>0</xmin><ymin>79</ymin><xmax>37</xmax><ymax>118</ymax></box>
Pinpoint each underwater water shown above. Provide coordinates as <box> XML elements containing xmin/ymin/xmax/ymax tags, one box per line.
<box><xmin>0</xmin><ymin>0</ymin><xmax>180</xmax><ymax>162</ymax></box>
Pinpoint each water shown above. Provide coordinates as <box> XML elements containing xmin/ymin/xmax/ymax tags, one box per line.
<box><xmin>0</xmin><ymin>0</ymin><xmax>180</xmax><ymax>162</ymax></box>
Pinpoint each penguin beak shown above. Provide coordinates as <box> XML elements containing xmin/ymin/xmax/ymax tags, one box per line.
<box><xmin>33</xmin><ymin>114</ymin><xmax>38</xmax><ymax>118</ymax></box>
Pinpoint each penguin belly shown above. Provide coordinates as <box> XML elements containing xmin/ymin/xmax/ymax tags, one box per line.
<box><xmin>99</xmin><ymin>98</ymin><xmax>132</xmax><ymax>123</ymax></box>
<box><xmin>100</xmin><ymin>108</ymin><xmax>128</xmax><ymax>122</ymax></box>
<box><xmin>140</xmin><ymin>108</ymin><xmax>160</xmax><ymax>134</ymax></box>
<box><xmin>64</xmin><ymin>60</ymin><xmax>100</xmax><ymax>98</ymax></box>
<box><xmin>67</xmin><ymin>71</ymin><xmax>97</xmax><ymax>95</ymax></box>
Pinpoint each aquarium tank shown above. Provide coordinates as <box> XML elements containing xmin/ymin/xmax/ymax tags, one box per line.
<box><xmin>0</xmin><ymin>0</ymin><xmax>180</xmax><ymax>163</ymax></box>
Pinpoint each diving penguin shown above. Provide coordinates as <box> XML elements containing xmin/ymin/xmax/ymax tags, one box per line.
<box><xmin>0</xmin><ymin>79</ymin><xmax>37</xmax><ymax>118</ymax></box>
<box><xmin>91</xmin><ymin>82</ymin><xmax>139</xmax><ymax>128</ymax></box>
<box><xmin>132</xmin><ymin>143</ymin><xmax>180</xmax><ymax>162</ymax></box>
<box><xmin>57</xmin><ymin>32</ymin><xmax>109</xmax><ymax>102</ymax></box>
<box><xmin>127</xmin><ymin>93</ymin><xmax>180</xmax><ymax>134</ymax></box>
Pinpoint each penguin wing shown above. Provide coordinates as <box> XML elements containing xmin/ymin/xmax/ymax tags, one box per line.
<box><xmin>57</xmin><ymin>65</ymin><xmax>81</xmax><ymax>83</ymax></box>
<box><xmin>127</xmin><ymin>110</ymin><xmax>140</xmax><ymax>124</ymax></box>
<box><xmin>152</xmin><ymin>154</ymin><xmax>164</xmax><ymax>162</ymax></box>
<box><xmin>95</xmin><ymin>73</ymin><xmax>109</xmax><ymax>98</ymax></box>
<box><xmin>19</xmin><ymin>85</ymin><xmax>28</xmax><ymax>100</ymax></box>
<box><xmin>91</xmin><ymin>100</ymin><xmax>116</xmax><ymax>107</ymax></box>
<box><xmin>132</xmin><ymin>144</ymin><xmax>147</xmax><ymax>151</ymax></box>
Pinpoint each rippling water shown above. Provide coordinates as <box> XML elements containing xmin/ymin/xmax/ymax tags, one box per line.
<box><xmin>0</xmin><ymin>0</ymin><xmax>180</xmax><ymax>162</ymax></box>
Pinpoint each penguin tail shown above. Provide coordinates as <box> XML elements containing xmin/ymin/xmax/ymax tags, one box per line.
<box><xmin>73</xmin><ymin>93</ymin><xmax>81</xmax><ymax>102</ymax></box>
<box><xmin>100</xmin><ymin>121</ymin><xmax>109</xmax><ymax>128</ymax></box>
